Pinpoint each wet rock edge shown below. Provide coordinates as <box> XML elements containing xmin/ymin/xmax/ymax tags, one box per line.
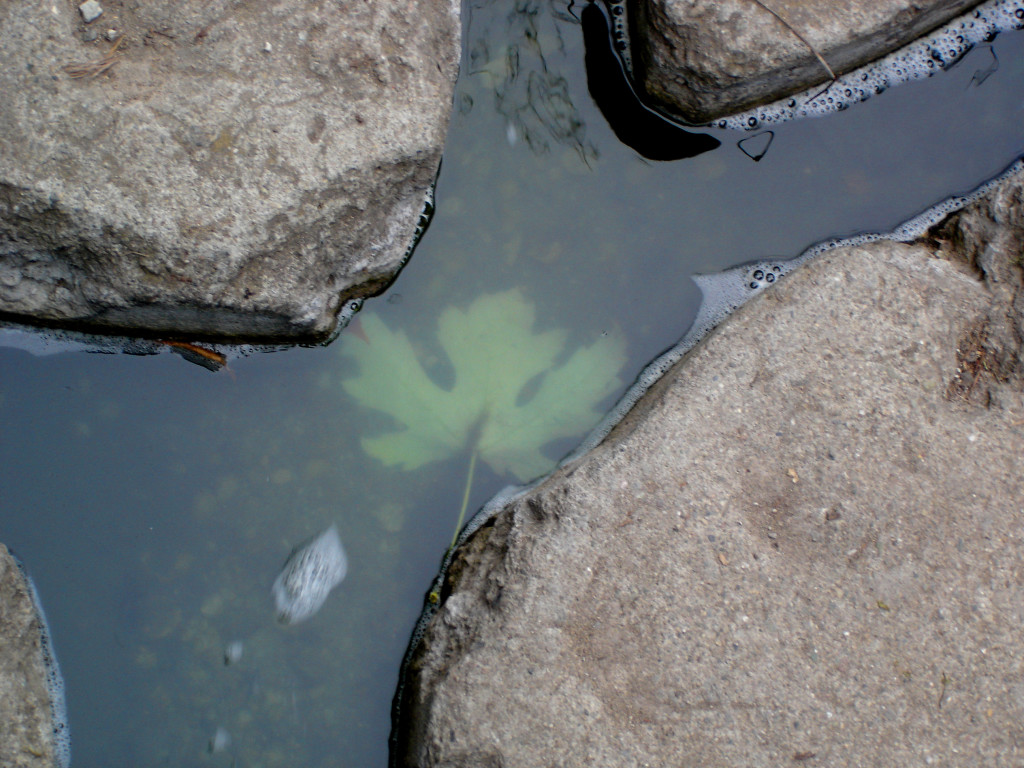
<box><xmin>389</xmin><ymin>159</ymin><xmax>1024</xmax><ymax>766</ymax></box>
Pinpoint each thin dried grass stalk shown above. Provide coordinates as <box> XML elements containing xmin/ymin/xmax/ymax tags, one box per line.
<box><xmin>749</xmin><ymin>0</ymin><xmax>836</xmax><ymax>81</ymax></box>
<box><xmin>62</xmin><ymin>36</ymin><xmax>124</xmax><ymax>79</ymax></box>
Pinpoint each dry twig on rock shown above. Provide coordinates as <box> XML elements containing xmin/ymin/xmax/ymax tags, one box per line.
<box><xmin>62</xmin><ymin>36</ymin><xmax>124</xmax><ymax>79</ymax></box>
<box><xmin>749</xmin><ymin>1</ymin><xmax>836</xmax><ymax>82</ymax></box>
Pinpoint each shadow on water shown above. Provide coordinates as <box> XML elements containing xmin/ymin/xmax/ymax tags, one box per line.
<box><xmin>581</xmin><ymin>1</ymin><xmax>721</xmax><ymax>161</ymax></box>
<box><xmin>466</xmin><ymin>0</ymin><xmax>598</xmax><ymax>162</ymax></box>
<box><xmin>2</xmin><ymin>0</ymin><xmax>1024</xmax><ymax>766</ymax></box>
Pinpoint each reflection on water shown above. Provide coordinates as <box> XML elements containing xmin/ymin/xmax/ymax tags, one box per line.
<box><xmin>2</xmin><ymin>1</ymin><xmax>1024</xmax><ymax>766</ymax></box>
<box><xmin>581</xmin><ymin>1</ymin><xmax>721</xmax><ymax>160</ymax></box>
<box><xmin>466</xmin><ymin>0</ymin><xmax>598</xmax><ymax>162</ymax></box>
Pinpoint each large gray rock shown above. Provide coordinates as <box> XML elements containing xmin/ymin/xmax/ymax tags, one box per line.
<box><xmin>0</xmin><ymin>545</ymin><xmax>60</xmax><ymax>768</ymax></box>
<box><xmin>396</xmin><ymin>172</ymin><xmax>1024</xmax><ymax>766</ymax></box>
<box><xmin>0</xmin><ymin>0</ymin><xmax>459</xmax><ymax>340</ymax></box>
<box><xmin>633</xmin><ymin>0</ymin><xmax>984</xmax><ymax>123</ymax></box>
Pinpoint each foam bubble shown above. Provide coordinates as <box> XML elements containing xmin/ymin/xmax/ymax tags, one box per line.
<box><xmin>12</xmin><ymin>554</ymin><xmax>71</xmax><ymax>768</ymax></box>
<box><xmin>604</xmin><ymin>0</ymin><xmax>633</xmax><ymax>74</ymax></box>
<box><xmin>459</xmin><ymin>157</ymin><xmax>1024</xmax><ymax>545</ymax></box>
<box><xmin>0</xmin><ymin>180</ymin><xmax>438</xmax><ymax>356</ymax></box>
<box><xmin>390</xmin><ymin>156</ymin><xmax>1024</xmax><ymax>755</ymax></box>
<box><xmin>399</xmin><ymin>184</ymin><xmax>436</xmax><ymax>270</ymax></box>
<box><xmin>602</xmin><ymin>0</ymin><xmax>1024</xmax><ymax>129</ymax></box>
<box><xmin>332</xmin><ymin>182</ymin><xmax>435</xmax><ymax>342</ymax></box>
<box><xmin>715</xmin><ymin>0</ymin><xmax>1024</xmax><ymax>129</ymax></box>
<box><xmin>335</xmin><ymin>298</ymin><xmax>364</xmax><ymax>330</ymax></box>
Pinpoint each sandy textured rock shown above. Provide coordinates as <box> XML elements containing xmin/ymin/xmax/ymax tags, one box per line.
<box><xmin>633</xmin><ymin>0</ymin><xmax>984</xmax><ymax>123</ymax></box>
<box><xmin>0</xmin><ymin>0</ymin><xmax>458</xmax><ymax>340</ymax></box>
<box><xmin>0</xmin><ymin>545</ymin><xmax>59</xmax><ymax>768</ymax></box>
<box><xmin>396</xmin><ymin>171</ymin><xmax>1024</xmax><ymax>766</ymax></box>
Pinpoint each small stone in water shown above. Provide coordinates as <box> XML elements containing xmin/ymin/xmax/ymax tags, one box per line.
<box><xmin>272</xmin><ymin>524</ymin><xmax>347</xmax><ymax>625</ymax></box>
<box><xmin>208</xmin><ymin>726</ymin><xmax>231</xmax><ymax>753</ymax></box>
<box><xmin>79</xmin><ymin>0</ymin><xmax>102</xmax><ymax>22</ymax></box>
<box><xmin>223</xmin><ymin>640</ymin><xmax>244</xmax><ymax>666</ymax></box>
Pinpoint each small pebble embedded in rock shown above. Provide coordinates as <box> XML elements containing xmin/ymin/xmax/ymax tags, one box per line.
<box><xmin>78</xmin><ymin>0</ymin><xmax>102</xmax><ymax>23</ymax></box>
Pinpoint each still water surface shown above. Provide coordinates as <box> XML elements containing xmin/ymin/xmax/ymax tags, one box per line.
<box><xmin>2</xmin><ymin>1</ymin><xmax>1024</xmax><ymax>765</ymax></box>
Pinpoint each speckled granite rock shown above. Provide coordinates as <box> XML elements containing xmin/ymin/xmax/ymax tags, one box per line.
<box><xmin>0</xmin><ymin>544</ymin><xmax>59</xmax><ymax>768</ymax></box>
<box><xmin>395</xmin><ymin>170</ymin><xmax>1024</xmax><ymax>767</ymax></box>
<box><xmin>0</xmin><ymin>0</ymin><xmax>458</xmax><ymax>340</ymax></box>
<box><xmin>633</xmin><ymin>0</ymin><xmax>984</xmax><ymax>123</ymax></box>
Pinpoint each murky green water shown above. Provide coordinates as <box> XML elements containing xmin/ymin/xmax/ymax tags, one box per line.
<box><xmin>2</xmin><ymin>1</ymin><xmax>1024</xmax><ymax>765</ymax></box>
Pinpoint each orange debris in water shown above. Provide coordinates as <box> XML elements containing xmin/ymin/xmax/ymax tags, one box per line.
<box><xmin>157</xmin><ymin>341</ymin><xmax>229</xmax><ymax>372</ymax></box>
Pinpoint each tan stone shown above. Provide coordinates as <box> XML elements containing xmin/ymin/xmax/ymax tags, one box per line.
<box><xmin>0</xmin><ymin>544</ymin><xmax>59</xmax><ymax>768</ymax></box>
<box><xmin>396</xmin><ymin>170</ymin><xmax>1024</xmax><ymax>766</ymax></box>
<box><xmin>634</xmin><ymin>0</ymin><xmax>985</xmax><ymax>122</ymax></box>
<box><xmin>0</xmin><ymin>0</ymin><xmax>459</xmax><ymax>340</ymax></box>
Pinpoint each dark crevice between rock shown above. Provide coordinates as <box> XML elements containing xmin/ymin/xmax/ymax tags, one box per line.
<box><xmin>388</xmin><ymin>165</ymin><xmax>1024</xmax><ymax>768</ymax></box>
<box><xmin>581</xmin><ymin>1</ymin><xmax>720</xmax><ymax>160</ymax></box>
<box><xmin>390</xmin><ymin>517</ymin><xmax>501</xmax><ymax>768</ymax></box>
<box><xmin>927</xmin><ymin>183</ymin><xmax>1024</xmax><ymax>399</ymax></box>
<box><xmin>944</xmin><ymin>318</ymin><xmax>1019</xmax><ymax>406</ymax></box>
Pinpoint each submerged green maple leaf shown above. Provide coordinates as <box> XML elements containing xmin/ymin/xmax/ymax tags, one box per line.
<box><xmin>340</xmin><ymin>289</ymin><xmax>626</xmax><ymax>482</ymax></box>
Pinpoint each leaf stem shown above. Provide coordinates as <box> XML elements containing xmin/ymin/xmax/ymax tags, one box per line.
<box><xmin>451</xmin><ymin>448</ymin><xmax>479</xmax><ymax>549</ymax></box>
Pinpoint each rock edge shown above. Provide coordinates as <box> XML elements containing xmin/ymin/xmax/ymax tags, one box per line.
<box><xmin>0</xmin><ymin>0</ymin><xmax>459</xmax><ymax>341</ymax></box>
<box><xmin>395</xmin><ymin>168</ymin><xmax>1024</xmax><ymax>766</ymax></box>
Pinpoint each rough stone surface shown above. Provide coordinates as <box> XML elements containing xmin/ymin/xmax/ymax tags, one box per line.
<box><xmin>634</xmin><ymin>0</ymin><xmax>984</xmax><ymax>123</ymax></box>
<box><xmin>396</xmin><ymin>171</ymin><xmax>1024</xmax><ymax>766</ymax></box>
<box><xmin>0</xmin><ymin>0</ymin><xmax>459</xmax><ymax>340</ymax></box>
<box><xmin>0</xmin><ymin>544</ymin><xmax>58</xmax><ymax>768</ymax></box>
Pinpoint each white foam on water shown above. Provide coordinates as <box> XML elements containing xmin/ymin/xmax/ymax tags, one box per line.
<box><xmin>0</xmin><ymin>327</ymin><xmax>96</xmax><ymax>356</ymax></box>
<box><xmin>401</xmin><ymin>162</ymin><xmax>1023</xmax><ymax>663</ymax></box>
<box><xmin>391</xmin><ymin>150</ymin><xmax>1024</xmax><ymax>768</ymax></box>
<box><xmin>566</xmin><ymin>155</ymin><xmax>1024</xmax><ymax>464</ymax></box>
<box><xmin>12</xmin><ymin>555</ymin><xmax>71</xmax><ymax>768</ymax></box>
<box><xmin>604</xmin><ymin>0</ymin><xmax>633</xmax><ymax>73</ymax></box>
<box><xmin>604</xmin><ymin>0</ymin><xmax>1024</xmax><ymax>129</ymax></box>
<box><xmin>720</xmin><ymin>0</ymin><xmax>1024</xmax><ymax>130</ymax></box>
